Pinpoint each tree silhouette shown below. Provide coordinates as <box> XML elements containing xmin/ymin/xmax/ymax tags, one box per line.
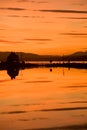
<box><xmin>6</xmin><ymin>52</ymin><xmax>19</xmax><ymax>68</ymax></box>
<box><xmin>6</xmin><ymin>52</ymin><xmax>20</xmax><ymax>79</ymax></box>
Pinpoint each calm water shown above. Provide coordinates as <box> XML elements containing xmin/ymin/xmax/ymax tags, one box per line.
<box><xmin>0</xmin><ymin>67</ymin><xmax>87</xmax><ymax>130</ymax></box>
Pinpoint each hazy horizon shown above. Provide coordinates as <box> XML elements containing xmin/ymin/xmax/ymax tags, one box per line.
<box><xmin>0</xmin><ymin>49</ymin><xmax>87</xmax><ymax>56</ymax></box>
<box><xmin>0</xmin><ymin>0</ymin><xmax>87</xmax><ymax>55</ymax></box>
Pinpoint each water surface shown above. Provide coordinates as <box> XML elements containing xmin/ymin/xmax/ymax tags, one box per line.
<box><xmin>0</xmin><ymin>68</ymin><xmax>87</xmax><ymax>130</ymax></box>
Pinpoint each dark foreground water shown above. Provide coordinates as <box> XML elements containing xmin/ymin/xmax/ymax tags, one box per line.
<box><xmin>0</xmin><ymin>68</ymin><xmax>87</xmax><ymax>130</ymax></box>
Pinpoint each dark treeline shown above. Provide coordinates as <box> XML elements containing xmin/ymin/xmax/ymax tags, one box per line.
<box><xmin>0</xmin><ymin>51</ymin><xmax>87</xmax><ymax>62</ymax></box>
<box><xmin>0</xmin><ymin>51</ymin><xmax>87</xmax><ymax>74</ymax></box>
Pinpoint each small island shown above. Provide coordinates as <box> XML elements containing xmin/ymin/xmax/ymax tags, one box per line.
<box><xmin>0</xmin><ymin>51</ymin><xmax>87</xmax><ymax>70</ymax></box>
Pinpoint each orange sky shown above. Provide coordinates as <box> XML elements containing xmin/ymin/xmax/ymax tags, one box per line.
<box><xmin>0</xmin><ymin>0</ymin><xmax>87</xmax><ymax>55</ymax></box>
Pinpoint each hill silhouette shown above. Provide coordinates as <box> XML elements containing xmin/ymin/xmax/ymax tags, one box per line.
<box><xmin>71</xmin><ymin>51</ymin><xmax>87</xmax><ymax>56</ymax></box>
<box><xmin>64</xmin><ymin>51</ymin><xmax>87</xmax><ymax>61</ymax></box>
<box><xmin>0</xmin><ymin>51</ymin><xmax>87</xmax><ymax>62</ymax></box>
<box><xmin>0</xmin><ymin>52</ymin><xmax>39</xmax><ymax>61</ymax></box>
<box><xmin>0</xmin><ymin>52</ymin><xmax>60</xmax><ymax>61</ymax></box>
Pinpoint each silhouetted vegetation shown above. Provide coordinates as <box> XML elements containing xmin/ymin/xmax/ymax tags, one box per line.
<box><xmin>0</xmin><ymin>51</ymin><xmax>87</xmax><ymax>62</ymax></box>
<box><xmin>6</xmin><ymin>52</ymin><xmax>19</xmax><ymax>68</ymax></box>
<box><xmin>7</xmin><ymin>67</ymin><xmax>19</xmax><ymax>79</ymax></box>
<box><xmin>0</xmin><ymin>52</ymin><xmax>87</xmax><ymax>79</ymax></box>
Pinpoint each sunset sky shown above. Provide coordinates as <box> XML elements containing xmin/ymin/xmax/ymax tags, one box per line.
<box><xmin>0</xmin><ymin>0</ymin><xmax>87</xmax><ymax>55</ymax></box>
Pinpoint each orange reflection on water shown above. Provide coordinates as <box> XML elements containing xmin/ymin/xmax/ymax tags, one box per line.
<box><xmin>0</xmin><ymin>68</ymin><xmax>87</xmax><ymax>130</ymax></box>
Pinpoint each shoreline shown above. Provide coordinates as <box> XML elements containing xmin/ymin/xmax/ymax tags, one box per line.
<box><xmin>0</xmin><ymin>62</ymin><xmax>87</xmax><ymax>70</ymax></box>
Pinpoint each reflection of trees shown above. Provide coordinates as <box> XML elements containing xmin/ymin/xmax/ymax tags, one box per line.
<box><xmin>7</xmin><ymin>67</ymin><xmax>19</xmax><ymax>79</ymax></box>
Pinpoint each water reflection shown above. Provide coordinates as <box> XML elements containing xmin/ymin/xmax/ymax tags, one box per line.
<box><xmin>7</xmin><ymin>67</ymin><xmax>19</xmax><ymax>79</ymax></box>
<box><xmin>50</xmin><ymin>68</ymin><xmax>52</xmax><ymax>72</ymax></box>
<box><xmin>0</xmin><ymin>68</ymin><xmax>87</xmax><ymax>130</ymax></box>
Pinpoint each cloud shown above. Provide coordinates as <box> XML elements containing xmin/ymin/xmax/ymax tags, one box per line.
<box><xmin>66</xmin><ymin>85</ymin><xmax>87</xmax><ymax>88</ymax></box>
<box><xmin>0</xmin><ymin>39</ymin><xmax>10</xmax><ymax>43</ymax></box>
<box><xmin>19</xmin><ymin>117</ymin><xmax>48</xmax><ymax>122</ymax></box>
<box><xmin>10</xmin><ymin>103</ymin><xmax>42</xmax><ymax>107</ymax></box>
<box><xmin>0</xmin><ymin>111</ymin><xmax>27</xmax><ymax>114</ymax></box>
<box><xmin>36</xmin><ymin>1</ymin><xmax>48</xmax><ymax>4</ymax></box>
<box><xmin>0</xmin><ymin>29</ymin><xmax>5</xmax><ymax>30</ymax></box>
<box><xmin>69</xmin><ymin>101</ymin><xmax>87</xmax><ymax>104</ymax></box>
<box><xmin>0</xmin><ymin>7</ymin><xmax>26</xmax><ymax>11</ymax></box>
<box><xmin>25</xmin><ymin>80</ymin><xmax>52</xmax><ymax>83</ymax></box>
<box><xmin>7</xmin><ymin>15</ymin><xmax>21</xmax><ymax>17</ymax></box>
<box><xmin>83</xmin><ymin>48</ymin><xmax>87</xmax><ymax>50</ymax></box>
<box><xmin>60</xmin><ymin>33</ymin><xmax>87</xmax><ymax>36</ymax></box>
<box><xmin>7</xmin><ymin>15</ymin><xmax>44</xmax><ymax>18</ymax></box>
<box><xmin>0</xmin><ymin>79</ymin><xmax>10</xmax><ymax>83</ymax></box>
<box><xmin>39</xmin><ymin>9</ymin><xmax>87</xmax><ymax>14</ymax></box>
<box><xmin>24</xmin><ymin>38</ymin><xmax>52</xmax><ymax>41</ymax></box>
<box><xmin>18</xmin><ymin>0</ymin><xmax>29</xmax><ymax>2</ymax></box>
<box><xmin>59</xmin><ymin>17</ymin><xmax>87</xmax><ymax>20</ymax></box>
<box><xmin>84</xmin><ymin>26</ymin><xmax>87</xmax><ymax>28</ymax></box>
<box><xmin>36</xmin><ymin>106</ymin><xmax>87</xmax><ymax>112</ymax></box>
<box><xmin>0</xmin><ymin>39</ymin><xmax>23</xmax><ymax>44</ymax></box>
<box><xmin>23</xmin><ymin>123</ymin><xmax>87</xmax><ymax>130</ymax></box>
<box><xmin>17</xmin><ymin>0</ymin><xmax>48</xmax><ymax>4</ymax></box>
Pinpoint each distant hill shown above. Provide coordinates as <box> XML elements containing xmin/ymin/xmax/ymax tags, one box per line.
<box><xmin>0</xmin><ymin>51</ymin><xmax>87</xmax><ymax>61</ymax></box>
<box><xmin>0</xmin><ymin>52</ymin><xmax>60</xmax><ymax>61</ymax></box>
<box><xmin>0</xmin><ymin>52</ymin><xmax>39</xmax><ymax>61</ymax></box>
<box><xmin>64</xmin><ymin>51</ymin><xmax>87</xmax><ymax>61</ymax></box>
<box><xmin>71</xmin><ymin>51</ymin><xmax>87</xmax><ymax>56</ymax></box>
